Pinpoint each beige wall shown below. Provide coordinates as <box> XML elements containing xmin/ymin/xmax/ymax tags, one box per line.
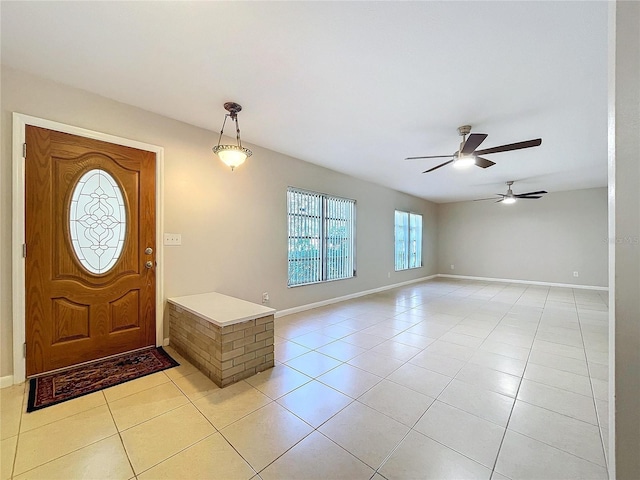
<box><xmin>613</xmin><ymin>1</ymin><xmax>640</xmax><ymax>476</ymax></box>
<box><xmin>437</xmin><ymin>188</ymin><xmax>608</xmax><ymax>287</ymax></box>
<box><xmin>0</xmin><ymin>67</ymin><xmax>437</xmax><ymax>378</ymax></box>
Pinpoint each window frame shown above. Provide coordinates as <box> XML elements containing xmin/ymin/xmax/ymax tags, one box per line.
<box><xmin>394</xmin><ymin>209</ymin><xmax>423</xmax><ymax>271</ymax></box>
<box><xmin>287</xmin><ymin>187</ymin><xmax>356</xmax><ymax>287</ymax></box>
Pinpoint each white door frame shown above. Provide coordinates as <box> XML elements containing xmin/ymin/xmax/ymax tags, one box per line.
<box><xmin>12</xmin><ymin>113</ymin><xmax>165</xmax><ymax>384</ymax></box>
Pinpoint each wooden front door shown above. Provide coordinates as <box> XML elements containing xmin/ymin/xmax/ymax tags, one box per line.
<box><xmin>25</xmin><ymin>126</ymin><xmax>156</xmax><ymax>376</ymax></box>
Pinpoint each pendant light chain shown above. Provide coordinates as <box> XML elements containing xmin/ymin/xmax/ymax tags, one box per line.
<box><xmin>234</xmin><ymin>115</ymin><xmax>244</xmax><ymax>149</ymax></box>
<box><xmin>217</xmin><ymin>114</ymin><xmax>229</xmax><ymax>147</ymax></box>
<box><xmin>215</xmin><ymin>112</ymin><xmax>244</xmax><ymax>149</ymax></box>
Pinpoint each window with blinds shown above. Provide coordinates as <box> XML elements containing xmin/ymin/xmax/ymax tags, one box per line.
<box><xmin>287</xmin><ymin>187</ymin><xmax>356</xmax><ymax>287</ymax></box>
<box><xmin>395</xmin><ymin>210</ymin><xmax>422</xmax><ymax>271</ymax></box>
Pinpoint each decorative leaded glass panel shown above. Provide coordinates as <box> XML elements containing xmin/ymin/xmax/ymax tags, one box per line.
<box><xmin>69</xmin><ymin>169</ymin><xmax>126</xmax><ymax>274</ymax></box>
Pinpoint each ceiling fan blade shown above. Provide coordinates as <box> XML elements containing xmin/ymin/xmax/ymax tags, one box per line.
<box><xmin>495</xmin><ymin>198</ymin><xmax>504</xmax><ymax>203</ymax></box>
<box><xmin>460</xmin><ymin>133</ymin><xmax>488</xmax><ymax>154</ymax></box>
<box><xmin>516</xmin><ymin>196</ymin><xmax>543</xmax><ymax>199</ymax></box>
<box><xmin>405</xmin><ymin>154</ymin><xmax>453</xmax><ymax>160</ymax></box>
<box><xmin>515</xmin><ymin>190</ymin><xmax>548</xmax><ymax>197</ymax></box>
<box><xmin>475</xmin><ymin>157</ymin><xmax>496</xmax><ymax>169</ymax></box>
<box><xmin>423</xmin><ymin>160</ymin><xmax>454</xmax><ymax>173</ymax></box>
<box><xmin>473</xmin><ymin>197</ymin><xmax>500</xmax><ymax>201</ymax></box>
<box><xmin>475</xmin><ymin>138</ymin><xmax>542</xmax><ymax>156</ymax></box>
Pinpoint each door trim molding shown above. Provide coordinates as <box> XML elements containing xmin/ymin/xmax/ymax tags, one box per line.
<box><xmin>12</xmin><ymin>113</ymin><xmax>165</xmax><ymax>384</ymax></box>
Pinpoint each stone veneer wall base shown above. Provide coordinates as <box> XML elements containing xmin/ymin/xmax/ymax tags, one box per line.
<box><xmin>169</xmin><ymin>304</ymin><xmax>274</xmax><ymax>387</ymax></box>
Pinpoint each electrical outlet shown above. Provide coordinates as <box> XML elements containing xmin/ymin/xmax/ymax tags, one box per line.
<box><xmin>450</xmin><ymin>264</ymin><xmax>455</xmax><ymax>270</ymax></box>
<box><xmin>573</xmin><ymin>271</ymin><xmax>579</xmax><ymax>278</ymax></box>
<box><xmin>388</xmin><ymin>272</ymin><xmax>391</xmax><ymax>278</ymax></box>
<box><xmin>163</xmin><ymin>233</ymin><xmax>182</xmax><ymax>246</ymax></box>
<box><xmin>262</xmin><ymin>292</ymin><xmax>269</xmax><ymax>304</ymax></box>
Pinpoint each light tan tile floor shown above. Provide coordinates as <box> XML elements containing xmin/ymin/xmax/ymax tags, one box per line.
<box><xmin>0</xmin><ymin>279</ymin><xmax>610</xmax><ymax>479</ymax></box>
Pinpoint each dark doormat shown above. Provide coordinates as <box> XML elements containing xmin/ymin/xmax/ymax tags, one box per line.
<box><xmin>27</xmin><ymin>347</ymin><xmax>179</xmax><ymax>412</ymax></box>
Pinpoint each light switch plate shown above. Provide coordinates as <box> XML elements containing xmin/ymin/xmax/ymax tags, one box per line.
<box><xmin>164</xmin><ymin>233</ymin><xmax>182</xmax><ymax>246</ymax></box>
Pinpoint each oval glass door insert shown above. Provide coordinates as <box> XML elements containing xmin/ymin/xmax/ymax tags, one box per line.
<box><xmin>69</xmin><ymin>169</ymin><xmax>127</xmax><ymax>274</ymax></box>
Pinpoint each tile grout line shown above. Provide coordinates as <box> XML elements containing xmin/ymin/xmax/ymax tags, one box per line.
<box><xmin>280</xmin><ymin>282</ymin><xmax>601</xmax><ymax>478</ymax></box>
<box><xmin>275</xmin><ymin>283</ymin><xmax>606</xmax><ymax>478</ymax></box>
<box><xmin>100</xmin><ymin>357</ymin><xmax>247</xmax><ymax>478</ymax></box>
<box><xmin>9</xmin><ymin>383</ymin><xmax>28</xmax><ymax>480</ymax></box>
<box><xmin>573</xmin><ymin>288</ymin><xmax>610</xmax><ymax>474</ymax></box>
<box><xmin>480</xmin><ymin>283</ymin><xmax>548</xmax><ymax>478</ymax></box>
<box><xmin>488</xmin><ymin>287</ymin><xmax>609</xmax><ymax>475</ymax></box>
<box><xmin>349</xmin><ymin>282</ymin><xmax>569</xmax><ymax>476</ymax></box>
<box><xmin>267</xmin><ymin>298</ymin><xmax>458</xmax><ymax>478</ymax></box>
<box><xmin>11</xmin><ymin>386</ymin><xmax>114</xmax><ymax>479</ymax></box>
<box><xmin>370</xmin><ymin>282</ymin><xmax>527</xmax><ymax>478</ymax></box>
<box><xmin>165</xmin><ymin>358</ymin><xmax>262</xmax><ymax>479</ymax></box>
<box><xmin>487</xmin><ymin>283</ymin><xmax>547</xmax><ymax>478</ymax></box>
<box><xmin>266</xmin><ymin>286</ymin><xmax>463</xmax><ymax>477</ymax></box>
<box><xmin>102</xmin><ymin>389</ymin><xmax>137</xmax><ymax>478</ymax></box>
<box><xmin>138</xmin><ymin>364</ymin><xmax>260</xmax><ymax>478</ymax></box>
<box><xmin>11</xmin><ymin>409</ymin><xmax>118</xmax><ymax>478</ymax></box>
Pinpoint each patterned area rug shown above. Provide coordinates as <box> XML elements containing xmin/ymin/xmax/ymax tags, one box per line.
<box><xmin>27</xmin><ymin>347</ymin><xmax>179</xmax><ymax>412</ymax></box>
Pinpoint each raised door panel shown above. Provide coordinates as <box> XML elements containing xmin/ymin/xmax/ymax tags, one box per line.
<box><xmin>110</xmin><ymin>290</ymin><xmax>140</xmax><ymax>333</ymax></box>
<box><xmin>51</xmin><ymin>298</ymin><xmax>90</xmax><ymax>344</ymax></box>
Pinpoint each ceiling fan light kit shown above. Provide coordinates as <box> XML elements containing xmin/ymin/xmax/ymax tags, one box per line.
<box><xmin>405</xmin><ymin>125</ymin><xmax>541</xmax><ymax>174</ymax></box>
<box><xmin>212</xmin><ymin>102</ymin><xmax>253</xmax><ymax>171</ymax></box>
<box><xmin>452</xmin><ymin>154</ymin><xmax>476</xmax><ymax>169</ymax></box>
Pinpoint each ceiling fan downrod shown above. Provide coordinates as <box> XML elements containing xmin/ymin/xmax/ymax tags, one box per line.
<box><xmin>458</xmin><ymin>125</ymin><xmax>471</xmax><ymax>151</ymax></box>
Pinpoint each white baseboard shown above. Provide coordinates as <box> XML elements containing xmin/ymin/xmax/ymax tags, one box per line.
<box><xmin>275</xmin><ymin>274</ymin><xmax>438</xmax><ymax>318</ymax></box>
<box><xmin>0</xmin><ymin>375</ymin><xmax>15</xmax><ymax>388</ymax></box>
<box><xmin>436</xmin><ymin>274</ymin><xmax>609</xmax><ymax>291</ymax></box>
<box><xmin>274</xmin><ymin>272</ymin><xmax>607</xmax><ymax>319</ymax></box>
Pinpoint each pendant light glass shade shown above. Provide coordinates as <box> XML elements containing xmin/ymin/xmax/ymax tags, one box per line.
<box><xmin>213</xmin><ymin>145</ymin><xmax>252</xmax><ymax>171</ymax></box>
<box><xmin>213</xmin><ymin>102</ymin><xmax>252</xmax><ymax>171</ymax></box>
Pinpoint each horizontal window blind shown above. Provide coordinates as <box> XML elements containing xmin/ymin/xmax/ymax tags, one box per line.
<box><xmin>288</xmin><ymin>187</ymin><xmax>355</xmax><ymax>287</ymax></box>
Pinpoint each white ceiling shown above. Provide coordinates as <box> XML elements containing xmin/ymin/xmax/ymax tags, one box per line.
<box><xmin>1</xmin><ymin>1</ymin><xmax>608</xmax><ymax>203</ymax></box>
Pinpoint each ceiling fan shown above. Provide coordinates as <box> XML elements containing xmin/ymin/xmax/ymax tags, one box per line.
<box><xmin>475</xmin><ymin>181</ymin><xmax>548</xmax><ymax>204</ymax></box>
<box><xmin>405</xmin><ymin>125</ymin><xmax>542</xmax><ymax>173</ymax></box>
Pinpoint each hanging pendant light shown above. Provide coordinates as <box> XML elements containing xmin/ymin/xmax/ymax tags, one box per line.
<box><xmin>212</xmin><ymin>102</ymin><xmax>253</xmax><ymax>171</ymax></box>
